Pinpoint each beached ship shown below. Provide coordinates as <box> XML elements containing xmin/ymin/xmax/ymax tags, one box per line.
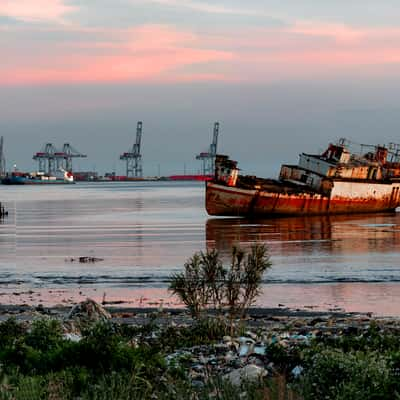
<box><xmin>1</xmin><ymin>169</ymin><xmax>75</xmax><ymax>185</ymax></box>
<box><xmin>206</xmin><ymin>139</ymin><xmax>400</xmax><ymax>216</ymax></box>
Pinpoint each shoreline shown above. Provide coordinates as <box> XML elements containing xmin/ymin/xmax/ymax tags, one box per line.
<box><xmin>0</xmin><ymin>302</ymin><xmax>386</xmax><ymax>325</ymax></box>
<box><xmin>3</xmin><ymin>281</ymin><xmax>400</xmax><ymax>318</ymax></box>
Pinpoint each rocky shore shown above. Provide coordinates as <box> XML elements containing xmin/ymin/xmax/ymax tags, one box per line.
<box><xmin>1</xmin><ymin>299</ymin><xmax>400</xmax><ymax>399</ymax></box>
<box><xmin>1</xmin><ymin>300</ymin><xmax>399</xmax><ymax>390</ymax></box>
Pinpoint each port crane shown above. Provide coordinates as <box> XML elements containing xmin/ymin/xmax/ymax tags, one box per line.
<box><xmin>33</xmin><ymin>143</ymin><xmax>87</xmax><ymax>175</ymax></box>
<box><xmin>33</xmin><ymin>143</ymin><xmax>60</xmax><ymax>175</ymax></box>
<box><xmin>61</xmin><ymin>143</ymin><xmax>87</xmax><ymax>171</ymax></box>
<box><xmin>196</xmin><ymin>122</ymin><xmax>219</xmax><ymax>175</ymax></box>
<box><xmin>0</xmin><ymin>136</ymin><xmax>5</xmax><ymax>177</ymax></box>
<box><xmin>120</xmin><ymin>121</ymin><xmax>143</xmax><ymax>178</ymax></box>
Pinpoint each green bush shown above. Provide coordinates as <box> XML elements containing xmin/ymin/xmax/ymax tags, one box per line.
<box><xmin>158</xmin><ymin>317</ymin><xmax>229</xmax><ymax>351</ymax></box>
<box><xmin>297</xmin><ymin>348</ymin><xmax>397</xmax><ymax>400</ymax></box>
<box><xmin>266</xmin><ymin>343</ymin><xmax>304</xmax><ymax>375</ymax></box>
<box><xmin>316</xmin><ymin>324</ymin><xmax>400</xmax><ymax>354</ymax></box>
<box><xmin>26</xmin><ymin>319</ymin><xmax>63</xmax><ymax>351</ymax></box>
<box><xmin>0</xmin><ymin>318</ymin><xmax>25</xmax><ymax>349</ymax></box>
<box><xmin>0</xmin><ymin>318</ymin><xmax>166</xmax><ymax>379</ymax></box>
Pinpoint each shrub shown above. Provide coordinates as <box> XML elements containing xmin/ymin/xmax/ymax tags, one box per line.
<box><xmin>169</xmin><ymin>244</ymin><xmax>271</xmax><ymax>321</ymax></box>
<box><xmin>25</xmin><ymin>319</ymin><xmax>63</xmax><ymax>352</ymax></box>
<box><xmin>157</xmin><ymin>317</ymin><xmax>229</xmax><ymax>351</ymax></box>
<box><xmin>225</xmin><ymin>245</ymin><xmax>271</xmax><ymax>321</ymax></box>
<box><xmin>297</xmin><ymin>348</ymin><xmax>395</xmax><ymax>400</ymax></box>
<box><xmin>0</xmin><ymin>318</ymin><xmax>25</xmax><ymax>349</ymax></box>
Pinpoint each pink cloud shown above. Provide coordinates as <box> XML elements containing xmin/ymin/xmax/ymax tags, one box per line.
<box><xmin>239</xmin><ymin>48</ymin><xmax>400</xmax><ymax>82</ymax></box>
<box><xmin>278</xmin><ymin>26</ymin><xmax>400</xmax><ymax>76</ymax></box>
<box><xmin>201</xmin><ymin>23</ymin><xmax>400</xmax><ymax>81</ymax></box>
<box><xmin>3</xmin><ymin>20</ymin><xmax>400</xmax><ymax>86</ymax></box>
<box><xmin>0</xmin><ymin>25</ymin><xmax>233</xmax><ymax>85</ymax></box>
<box><xmin>0</xmin><ymin>0</ymin><xmax>76</xmax><ymax>23</ymax></box>
<box><xmin>289</xmin><ymin>22</ymin><xmax>365</xmax><ymax>44</ymax></box>
<box><xmin>146</xmin><ymin>0</ymin><xmax>268</xmax><ymax>17</ymax></box>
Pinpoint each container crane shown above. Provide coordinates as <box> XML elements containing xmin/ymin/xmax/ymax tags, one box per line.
<box><xmin>33</xmin><ymin>143</ymin><xmax>62</xmax><ymax>175</ymax></box>
<box><xmin>61</xmin><ymin>143</ymin><xmax>87</xmax><ymax>171</ymax></box>
<box><xmin>196</xmin><ymin>122</ymin><xmax>219</xmax><ymax>175</ymax></box>
<box><xmin>33</xmin><ymin>143</ymin><xmax>87</xmax><ymax>174</ymax></box>
<box><xmin>120</xmin><ymin>121</ymin><xmax>143</xmax><ymax>178</ymax></box>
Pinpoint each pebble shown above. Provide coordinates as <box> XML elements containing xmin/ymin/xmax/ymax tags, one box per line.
<box><xmin>154</xmin><ymin>311</ymin><xmax>400</xmax><ymax>384</ymax></box>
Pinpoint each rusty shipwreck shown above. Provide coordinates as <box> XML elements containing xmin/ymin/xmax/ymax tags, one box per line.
<box><xmin>206</xmin><ymin>139</ymin><xmax>400</xmax><ymax>216</ymax></box>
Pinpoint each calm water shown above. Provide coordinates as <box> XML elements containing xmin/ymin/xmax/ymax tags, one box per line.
<box><xmin>1</xmin><ymin>181</ymin><xmax>400</xmax><ymax>315</ymax></box>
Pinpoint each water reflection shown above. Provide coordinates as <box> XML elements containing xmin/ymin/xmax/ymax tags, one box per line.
<box><xmin>0</xmin><ymin>182</ymin><xmax>400</xmax><ymax>314</ymax></box>
<box><xmin>0</xmin><ymin>202</ymin><xmax>16</xmax><ymax>272</ymax></box>
<box><xmin>206</xmin><ymin>213</ymin><xmax>400</xmax><ymax>256</ymax></box>
<box><xmin>206</xmin><ymin>213</ymin><xmax>400</xmax><ymax>285</ymax></box>
<box><xmin>204</xmin><ymin>213</ymin><xmax>400</xmax><ymax>314</ymax></box>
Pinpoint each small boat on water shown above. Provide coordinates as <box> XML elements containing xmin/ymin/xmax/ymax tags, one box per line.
<box><xmin>0</xmin><ymin>203</ymin><xmax>7</xmax><ymax>217</ymax></box>
<box><xmin>206</xmin><ymin>139</ymin><xmax>400</xmax><ymax>216</ymax></box>
<box><xmin>1</xmin><ymin>169</ymin><xmax>75</xmax><ymax>185</ymax></box>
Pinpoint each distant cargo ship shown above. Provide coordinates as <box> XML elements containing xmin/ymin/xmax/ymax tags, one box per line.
<box><xmin>206</xmin><ymin>139</ymin><xmax>400</xmax><ymax>216</ymax></box>
<box><xmin>1</xmin><ymin>170</ymin><xmax>74</xmax><ymax>185</ymax></box>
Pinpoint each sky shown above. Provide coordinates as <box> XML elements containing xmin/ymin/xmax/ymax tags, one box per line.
<box><xmin>1</xmin><ymin>1</ymin><xmax>400</xmax><ymax>176</ymax></box>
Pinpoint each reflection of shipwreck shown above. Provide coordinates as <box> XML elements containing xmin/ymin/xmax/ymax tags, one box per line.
<box><xmin>206</xmin><ymin>215</ymin><xmax>335</xmax><ymax>255</ymax></box>
<box><xmin>206</xmin><ymin>213</ymin><xmax>400</xmax><ymax>256</ymax></box>
<box><xmin>206</xmin><ymin>139</ymin><xmax>400</xmax><ymax>216</ymax></box>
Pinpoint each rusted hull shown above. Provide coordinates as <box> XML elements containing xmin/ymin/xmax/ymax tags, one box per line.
<box><xmin>206</xmin><ymin>182</ymin><xmax>400</xmax><ymax>216</ymax></box>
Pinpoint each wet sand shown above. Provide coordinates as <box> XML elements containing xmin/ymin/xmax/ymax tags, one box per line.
<box><xmin>2</xmin><ymin>281</ymin><xmax>400</xmax><ymax>317</ymax></box>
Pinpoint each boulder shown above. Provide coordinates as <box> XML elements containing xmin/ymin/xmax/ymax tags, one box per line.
<box><xmin>223</xmin><ymin>364</ymin><xmax>267</xmax><ymax>386</ymax></box>
<box><xmin>67</xmin><ymin>298</ymin><xmax>111</xmax><ymax>328</ymax></box>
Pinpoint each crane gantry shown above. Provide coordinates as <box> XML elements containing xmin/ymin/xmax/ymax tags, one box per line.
<box><xmin>120</xmin><ymin>121</ymin><xmax>143</xmax><ymax>178</ymax></box>
<box><xmin>196</xmin><ymin>122</ymin><xmax>220</xmax><ymax>175</ymax></box>
<box><xmin>33</xmin><ymin>143</ymin><xmax>87</xmax><ymax>175</ymax></box>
